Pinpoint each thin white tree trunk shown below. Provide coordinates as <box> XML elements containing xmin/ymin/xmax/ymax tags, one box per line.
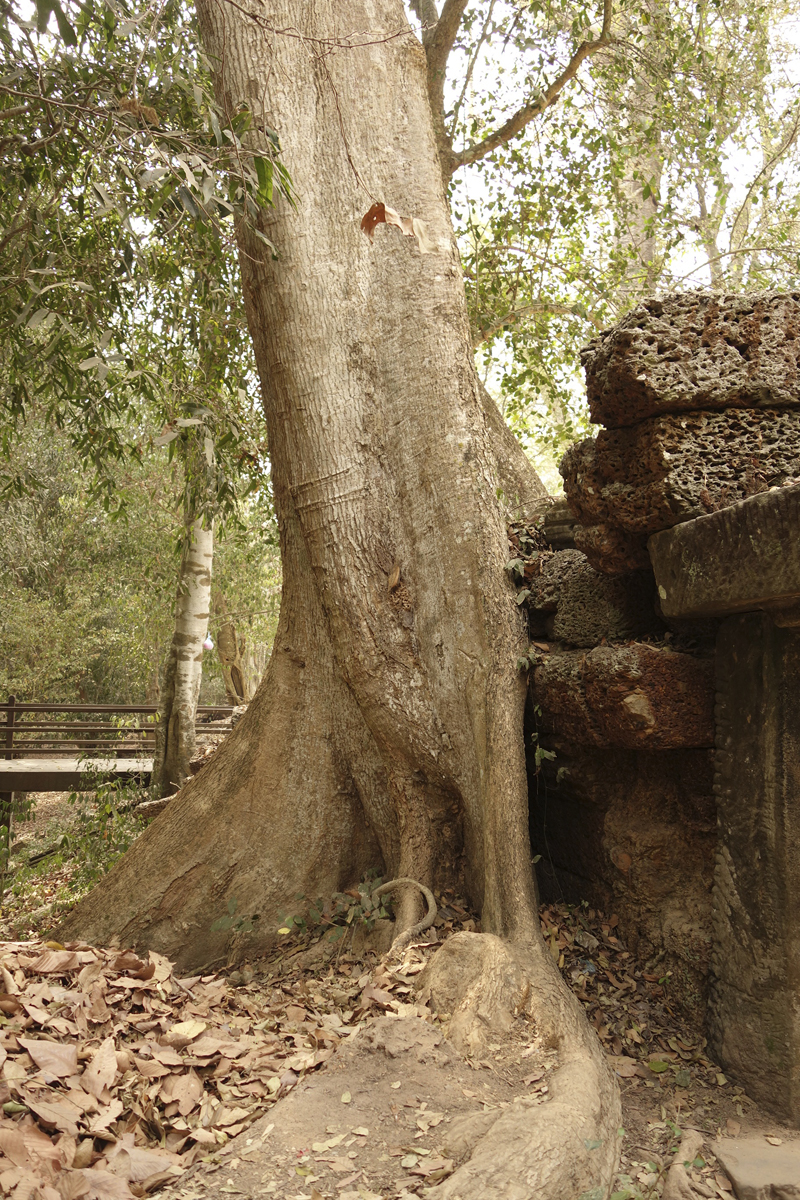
<box><xmin>153</xmin><ymin>517</ymin><xmax>213</xmax><ymax>794</ymax></box>
<box><xmin>610</xmin><ymin>2</ymin><xmax>663</xmax><ymax>305</ymax></box>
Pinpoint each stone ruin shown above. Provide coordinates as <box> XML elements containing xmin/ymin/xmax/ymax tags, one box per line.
<box><xmin>525</xmin><ymin>290</ymin><xmax>800</xmax><ymax>1122</ymax></box>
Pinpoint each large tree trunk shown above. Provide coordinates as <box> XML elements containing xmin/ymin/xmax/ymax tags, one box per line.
<box><xmin>60</xmin><ymin>3</ymin><xmax>618</xmax><ymax>1192</ymax></box>
<box><xmin>151</xmin><ymin>516</ymin><xmax>213</xmax><ymax>795</ymax></box>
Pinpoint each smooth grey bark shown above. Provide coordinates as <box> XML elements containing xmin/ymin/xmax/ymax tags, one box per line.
<box><xmin>608</xmin><ymin>2</ymin><xmax>663</xmax><ymax>305</ymax></box>
<box><xmin>152</xmin><ymin>516</ymin><xmax>213</xmax><ymax>795</ymax></box>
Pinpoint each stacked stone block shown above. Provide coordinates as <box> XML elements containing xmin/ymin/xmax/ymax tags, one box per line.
<box><xmin>560</xmin><ymin>291</ymin><xmax>800</xmax><ymax>573</ymax></box>
<box><xmin>525</xmin><ymin>289</ymin><xmax>800</xmax><ymax>1019</ymax></box>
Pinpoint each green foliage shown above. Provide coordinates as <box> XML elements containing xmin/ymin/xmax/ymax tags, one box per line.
<box><xmin>0</xmin><ymin>426</ymin><xmax>176</xmax><ymax>701</ymax></box>
<box><xmin>65</xmin><ymin>774</ymin><xmax>147</xmax><ymax>888</ymax></box>
<box><xmin>442</xmin><ymin>0</ymin><xmax>800</xmax><ymax>479</ymax></box>
<box><xmin>205</xmin><ymin>489</ymin><xmax>281</xmax><ymax>702</ymax></box>
<box><xmin>276</xmin><ymin>873</ymin><xmax>393</xmax><ymax>943</ymax></box>
<box><xmin>210</xmin><ymin>895</ymin><xmax>261</xmax><ymax>935</ymax></box>
<box><xmin>0</xmin><ymin>0</ymin><xmax>291</xmax><ymax>522</ymax></box>
<box><xmin>4</xmin><ymin>776</ymin><xmax>147</xmax><ymax>922</ymax></box>
<box><xmin>0</xmin><ymin>421</ymin><xmax>280</xmax><ymax>705</ymax></box>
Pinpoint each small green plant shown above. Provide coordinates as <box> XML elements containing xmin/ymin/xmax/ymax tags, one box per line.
<box><xmin>0</xmin><ymin>792</ymin><xmax>36</xmax><ymax>900</ymax></box>
<box><xmin>210</xmin><ymin>896</ymin><xmax>260</xmax><ymax>934</ymax></box>
<box><xmin>0</xmin><ymin>776</ymin><xmax>146</xmax><ymax>935</ymax></box>
<box><xmin>277</xmin><ymin>871</ymin><xmax>393</xmax><ymax>942</ymax></box>
<box><xmin>65</xmin><ymin>773</ymin><xmax>147</xmax><ymax>889</ymax></box>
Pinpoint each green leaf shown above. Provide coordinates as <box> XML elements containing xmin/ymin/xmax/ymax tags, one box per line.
<box><xmin>177</xmin><ymin>187</ymin><xmax>199</xmax><ymax>218</ymax></box>
<box><xmin>52</xmin><ymin>0</ymin><xmax>77</xmax><ymax>45</ymax></box>
<box><xmin>210</xmin><ymin>916</ymin><xmax>234</xmax><ymax>932</ymax></box>
<box><xmin>251</xmin><ymin>227</ymin><xmax>277</xmax><ymax>254</ymax></box>
<box><xmin>253</xmin><ymin>156</ymin><xmax>273</xmax><ymax>207</ymax></box>
<box><xmin>149</xmin><ymin>177</ymin><xmax>178</xmax><ymax>220</ymax></box>
<box><xmin>35</xmin><ymin>0</ymin><xmax>53</xmax><ymax>33</ymax></box>
<box><xmin>227</xmin><ymin>895</ymin><xmax>238</xmax><ymax>915</ymax></box>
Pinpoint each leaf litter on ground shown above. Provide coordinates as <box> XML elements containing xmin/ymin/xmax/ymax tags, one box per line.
<box><xmin>539</xmin><ymin>903</ymin><xmax>744</xmax><ymax>1198</ymax></box>
<box><xmin>0</xmin><ymin>885</ymin><xmax>749</xmax><ymax>1200</ymax></box>
<box><xmin>0</xmin><ymin>938</ymin><xmax>371</xmax><ymax>1200</ymax></box>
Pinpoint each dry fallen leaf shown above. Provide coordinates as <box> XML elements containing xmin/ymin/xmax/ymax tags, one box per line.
<box><xmin>162</xmin><ymin>1020</ymin><xmax>206</xmax><ymax>1048</ymax></box>
<box><xmin>20</xmin><ymin>1039</ymin><xmax>79</xmax><ymax>1078</ymax></box>
<box><xmin>29</xmin><ymin>951</ymin><xmax>83</xmax><ymax>975</ymax></box>
<box><xmin>82</xmin><ymin>1038</ymin><xmax>118</xmax><ymax>1100</ymax></box>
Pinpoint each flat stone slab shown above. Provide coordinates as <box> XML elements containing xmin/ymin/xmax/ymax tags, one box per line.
<box><xmin>581</xmin><ymin>291</ymin><xmax>800</xmax><ymax>428</ymax></box>
<box><xmin>560</xmin><ymin>408</ymin><xmax>800</xmax><ymax>536</ymax></box>
<box><xmin>648</xmin><ymin>485</ymin><xmax>800</xmax><ymax>620</ymax></box>
<box><xmin>712</xmin><ymin>1136</ymin><xmax>800</xmax><ymax>1199</ymax></box>
<box><xmin>541</xmin><ymin>498</ymin><xmax>578</xmax><ymax>550</ymax></box>
<box><xmin>531</xmin><ymin>643</ymin><xmax>715</xmax><ymax>749</ymax></box>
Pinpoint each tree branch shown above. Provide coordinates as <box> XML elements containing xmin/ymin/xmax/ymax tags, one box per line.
<box><xmin>473</xmin><ymin>301</ymin><xmax>603</xmax><ymax>347</ymax></box>
<box><xmin>728</xmin><ymin>98</ymin><xmax>800</xmax><ymax>261</ymax></box>
<box><xmin>425</xmin><ymin>0</ymin><xmax>467</xmax><ymax>62</ymax></box>
<box><xmin>449</xmin><ymin>0</ymin><xmax>496</xmax><ymax>141</ymax></box>
<box><xmin>422</xmin><ymin>0</ymin><xmax>469</xmax><ymax>179</ymax></box>
<box><xmin>449</xmin><ymin>0</ymin><xmax>614</xmax><ymax>176</ymax></box>
<box><xmin>409</xmin><ymin>0</ymin><xmax>439</xmax><ymax>27</ymax></box>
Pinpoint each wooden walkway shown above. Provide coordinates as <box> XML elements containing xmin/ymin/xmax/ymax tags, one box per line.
<box><xmin>1</xmin><ymin>696</ymin><xmax>233</xmax><ymax>795</ymax></box>
<box><xmin>0</xmin><ymin>757</ymin><xmax>153</xmax><ymax>793</ymax></box>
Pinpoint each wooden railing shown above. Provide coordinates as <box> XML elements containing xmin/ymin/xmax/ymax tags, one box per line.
<box><xmin>2</xmin><ymin>695</ymin><xmax>234</xmax><ymax>760</ymax></box>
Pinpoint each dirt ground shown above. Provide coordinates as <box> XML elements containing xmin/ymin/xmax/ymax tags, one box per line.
<box><xmin>2</xmin><ymin>792</ymin><xmax>799</xmax><ymax>1199</ymax></box>
<box><xmin>185</xmin><ymin>1011</ymin><xmax>555</xmax><ymax>1200</ymax></box>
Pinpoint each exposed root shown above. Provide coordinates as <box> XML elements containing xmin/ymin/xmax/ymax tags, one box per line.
<box><xmin>374</xmin><ymin>876</ymin><xmax>437</xmax><ymax>953</ymax></box>
<box><xmin>662</xmin><ymin>1129</ymin><xmax>706</xmax><ymax>1200</ymax></box>
<box><xmin>418</xmin><ymin>931</ymin><xmax>621</xmax><ymax>1200</ymax></box>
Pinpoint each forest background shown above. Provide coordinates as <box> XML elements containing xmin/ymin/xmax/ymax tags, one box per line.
<box><xmin>2</xmin><ymin>0</ymin><xmax>800</xmax><ymax>707</ymax></box>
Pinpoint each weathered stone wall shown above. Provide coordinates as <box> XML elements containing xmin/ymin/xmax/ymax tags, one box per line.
<box><xmin>527</xmin><ymin>289</ymin><xmax>800</xmax><ymax>1087</ymax></box>
<box><xmin>529</xmin><ymin>737</ymin><xmax>716</xmax><ymax>1022</ymax></box>
<box><xmin>526</xmin><ymin>290</ymin><xmax>800</xmax><ymax>1023</ymax></box>
<box><xmin>531</xmin><ymin>642</ymin><xmax>714</xmax><ymax>749</ymax></box>
<box><xmin>564</xmin><ymin>292</ymin><xmax>800</xmax><ymax>574</ymax></box>
<box><xmin>562</xmin><ymin>408</ymin><xmax>800</xmax><ymax>534</ymax></box>
<box><xmin>526</xmin><ymin>550</ymin><xmax>661</xmax><ymax>646</ymax></box>
<box><xmin>523</xmin><ymin>544</ymin><xmax>717</xmax><ymax>1017</ymax></box>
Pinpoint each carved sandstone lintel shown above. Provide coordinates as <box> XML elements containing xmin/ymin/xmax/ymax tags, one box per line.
<box><xmin>648</xmin><ymin>485</ymin><xmax>800</xmax><ymax>620</ymax></box>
